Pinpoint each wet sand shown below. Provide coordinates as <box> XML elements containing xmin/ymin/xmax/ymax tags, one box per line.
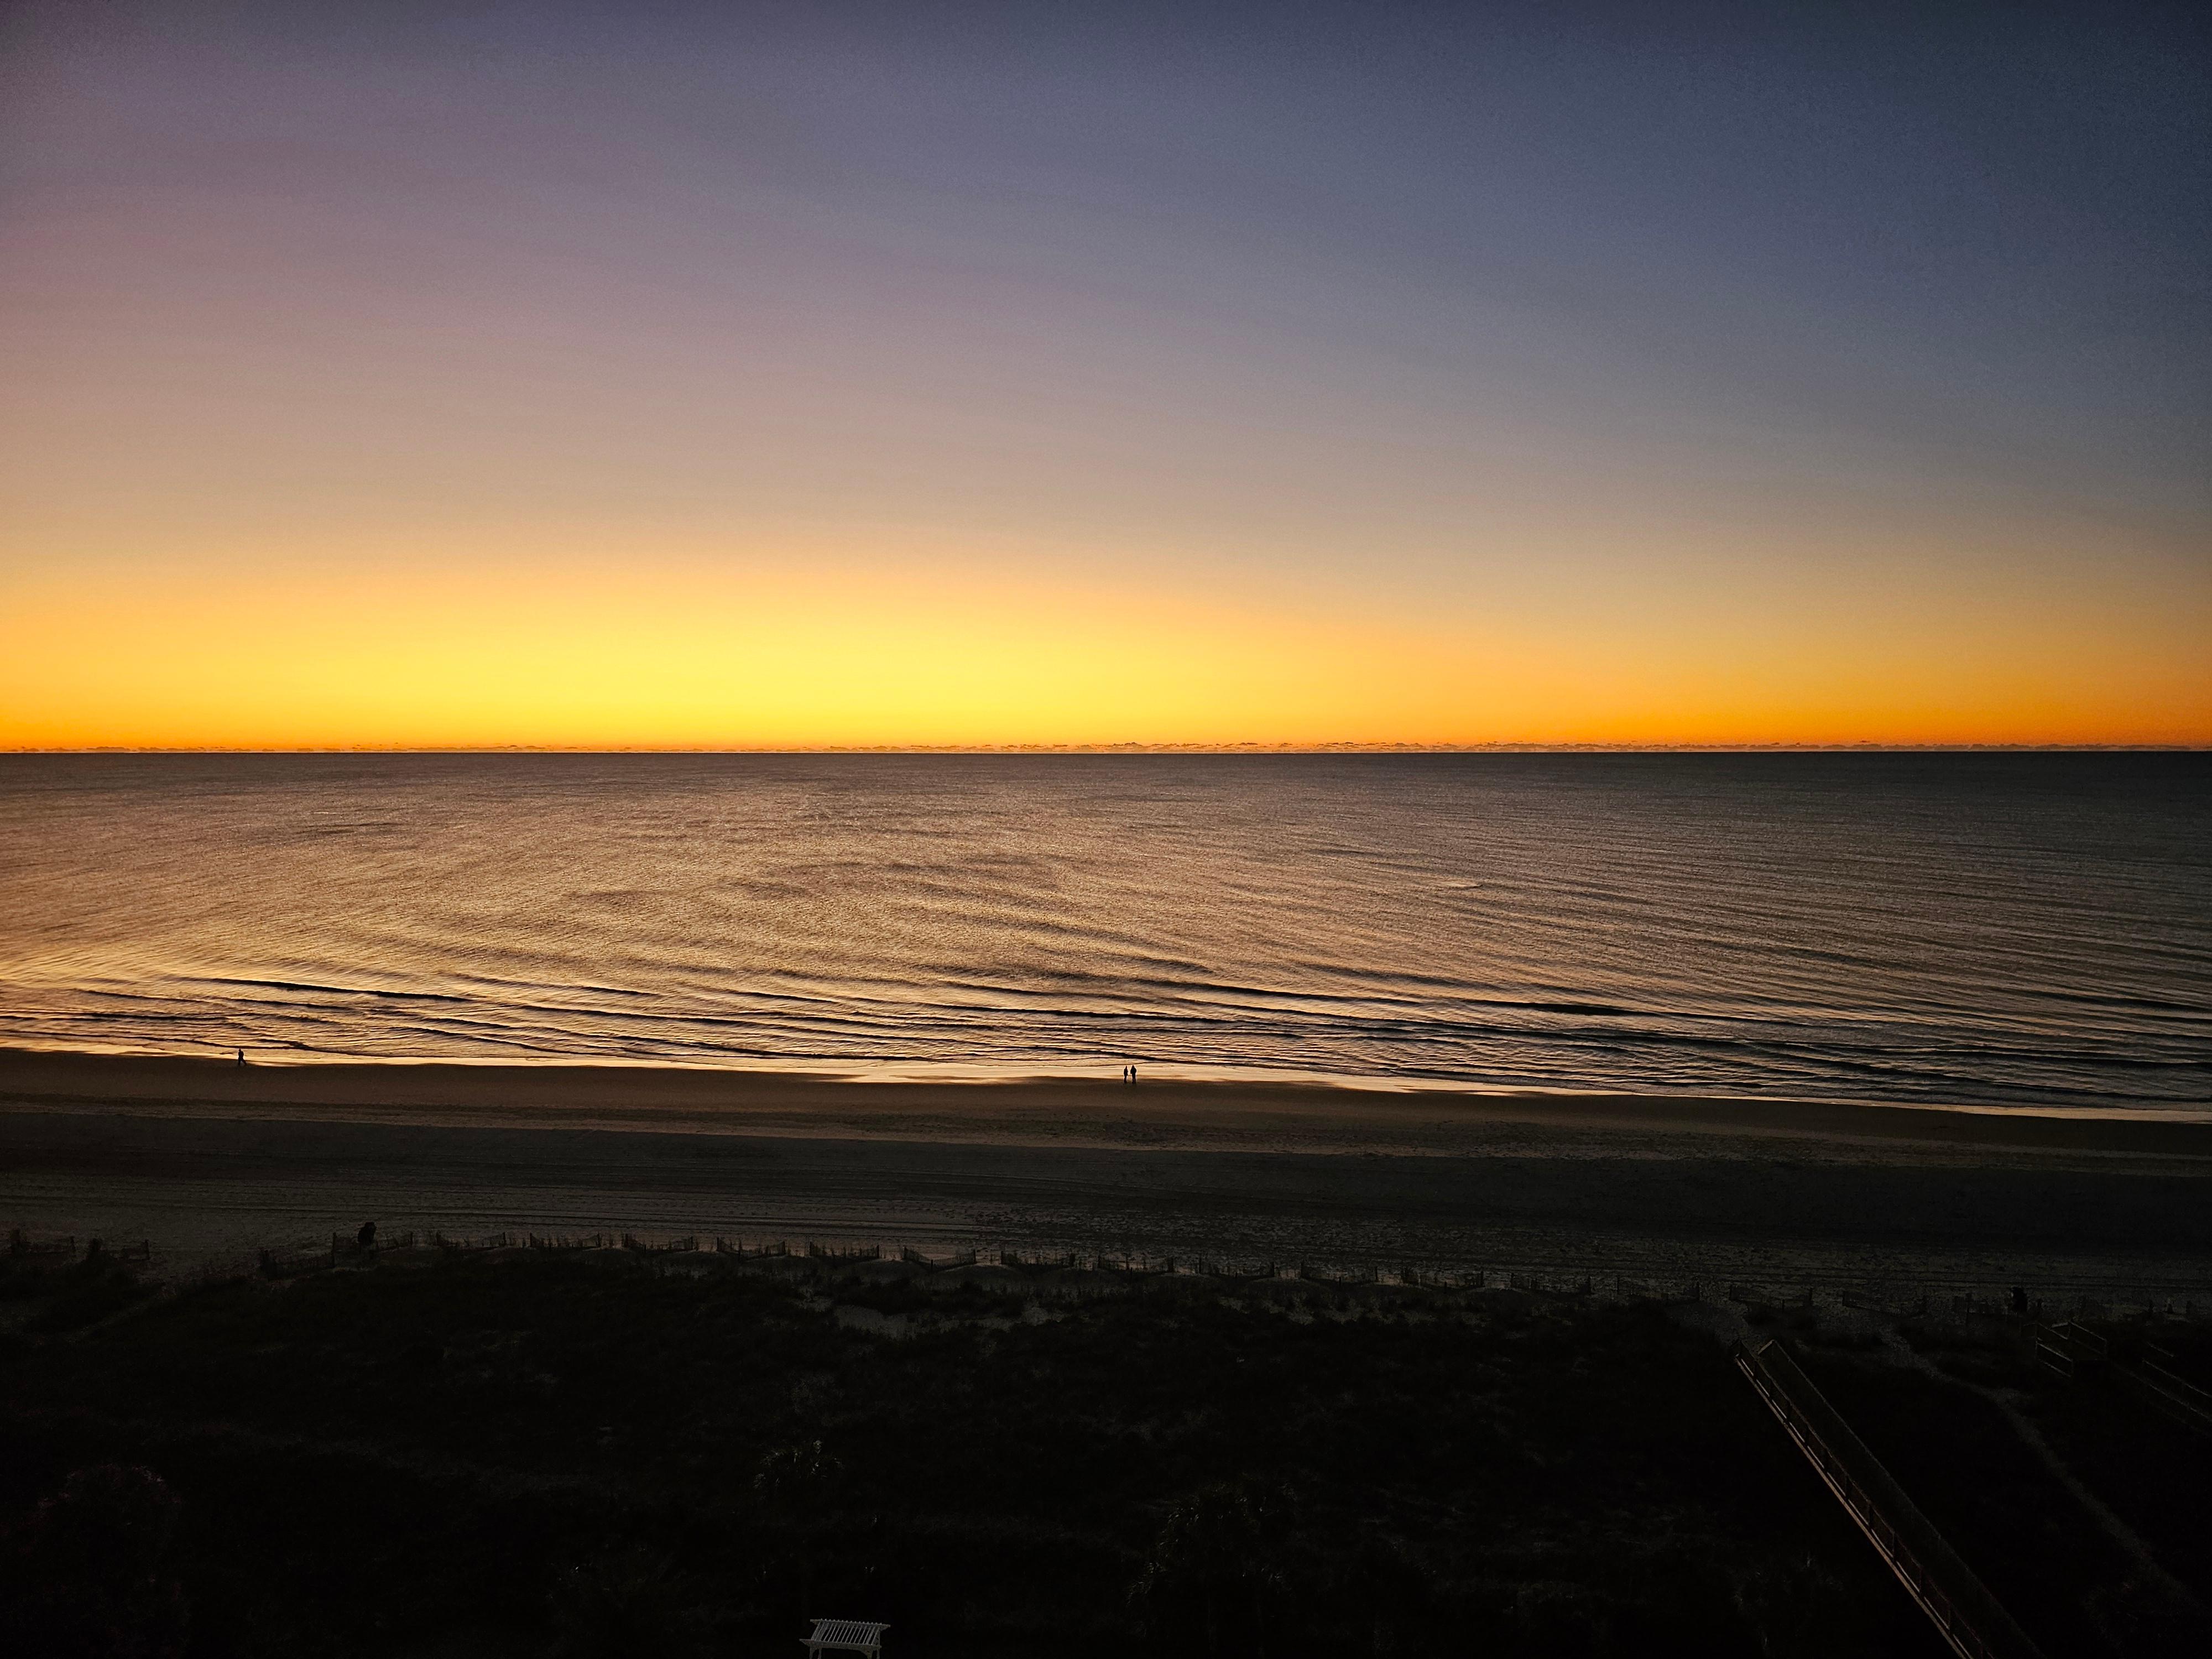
<box><xmin>4</xmin><ymin>1048</ymin><xmax>2210</xmax><ymax>1298</ymax></box>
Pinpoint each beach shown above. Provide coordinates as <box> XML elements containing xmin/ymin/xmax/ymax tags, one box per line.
<box><xmin>6</xmin><ymin>1049</ymin><xmax>2209</xmax><ymax>1300</ymax></box>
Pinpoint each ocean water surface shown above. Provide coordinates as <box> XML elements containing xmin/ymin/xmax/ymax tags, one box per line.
<box><xmin>0</xmin><ymin>753</ymin><xmax>2205</xmax><ymax>1113</ymax></box>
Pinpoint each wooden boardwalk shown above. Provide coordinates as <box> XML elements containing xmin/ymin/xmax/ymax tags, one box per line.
<box><xmin>1736</xmin><ymin>1338</ymin><xmax>2043</xmax><ymax>1659</ymax></box>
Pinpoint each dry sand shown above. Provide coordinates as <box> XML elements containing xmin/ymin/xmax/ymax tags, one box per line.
<box><xmin>3</xmin><ymin>1048</ymin><xmax>2209</xmax><ymax>1300</ymax></box>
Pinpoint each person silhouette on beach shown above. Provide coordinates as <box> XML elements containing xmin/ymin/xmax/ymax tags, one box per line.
<box><xmin>357</xmin><ymin>1220</ymin><xmax>377</xmax><ymax>1251</ymax></box>
<box><xmin>235</xmin><ymin>1048</ymin><xmax>246</xmax><ymax>1068</ymax></box>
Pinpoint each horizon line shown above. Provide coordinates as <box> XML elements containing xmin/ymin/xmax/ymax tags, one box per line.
<box><xmin>6</xmin><ymin>743</ymin><xmax>2207</xmax><ymax>757</ymax></box>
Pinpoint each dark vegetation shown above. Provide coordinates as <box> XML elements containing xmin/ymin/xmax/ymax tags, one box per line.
<box><xmin>2028</xmin><ymin>1319</ymin><xmax>2212</xmax><ymax>1601</ymax></box>
<box><xmin>1801</xmin><ymin>1348</ymin><xmax>2206</xmax><ymax>1658</ymax></box>
<box><xmin>1</xmin><ymin>1242</ymin><xmax>152</xmax><ymax>1339</ymax></box>
<box><xmin>0</xmin><ymin>1244</ymin><xmax>2193</xmax><ymax>1658</ymax></box>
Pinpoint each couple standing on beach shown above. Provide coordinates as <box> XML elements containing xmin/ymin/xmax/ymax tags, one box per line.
<box><xmin>1121</xmin><ymin>1063</ymin><xmax>1139</xmax><ymax>1084</ymax></box>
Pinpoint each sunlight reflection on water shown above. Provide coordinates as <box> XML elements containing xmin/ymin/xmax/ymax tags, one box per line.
<box><xmin>1</xmin><ymin>753</ymin><xmax>2205</xmax><ymax>1112</ymax></box>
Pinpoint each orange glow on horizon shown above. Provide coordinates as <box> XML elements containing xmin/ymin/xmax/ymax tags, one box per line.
<box><xmin>4</xmin><ymin>547</ymin><xmax>2205</xmax><ymax>751</ymax></box>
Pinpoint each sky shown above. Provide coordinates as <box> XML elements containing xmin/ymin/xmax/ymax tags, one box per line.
<box><xmin>2</xmin><ymin>0</ymin><xmax>2206</xmax><ymax>748</ymax></box>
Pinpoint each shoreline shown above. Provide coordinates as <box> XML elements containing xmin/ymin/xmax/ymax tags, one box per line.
<box><xmin>4</xmin><ymin>1048</ymin><xmax>2209</xmax><ymax>1298</ymax></box>
<box><xmin>9</xmin><ymin>1040</ymin><xmax>2208</xmax><ymax>1123</ymax></box>
<box><xmin>6</xmin><ymin>1046</ymin><xmax>2211</xmax><ymax>1161</ymax></box>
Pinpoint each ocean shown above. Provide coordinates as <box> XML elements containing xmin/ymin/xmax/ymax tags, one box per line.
<box><xmin>0</xmin><ymin>753</ymin><xmax>2204</xmax><ymax>1113</ymax></box>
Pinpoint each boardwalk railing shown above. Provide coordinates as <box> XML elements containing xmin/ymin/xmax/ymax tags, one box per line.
<box><xmin>2142</xmin><ymin>1343</ymin><xmax>2212</xmax><ymax>1413</ymax></box>
<box><xmin>2032</xmin><ymin>1321</ymin><xmax>2105</xmax><ymax>1380</ymax></box>
<box><xmin>1736</xmin><ymin>1339</ymin><xmax>2041</xmax><ymax>1659</ymax></box>
<box><xmin>2121</xmin><ymin>1343</ymin><xmax>2212</xmax><ymax>1438</ymax></box>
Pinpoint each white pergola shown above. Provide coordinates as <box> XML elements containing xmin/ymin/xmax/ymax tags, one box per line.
<box><xmin>806</xmin><ymin>1619</ymin><xmax>889</xmax><ymax>1659</ymax></box>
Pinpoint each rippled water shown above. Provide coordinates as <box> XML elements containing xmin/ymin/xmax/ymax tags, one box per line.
<box><xmin>1</xmin><ymin>753</ymin><xmax>2205</xmax><ymax>1111</ymax></box>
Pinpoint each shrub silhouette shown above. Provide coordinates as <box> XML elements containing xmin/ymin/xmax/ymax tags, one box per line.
<box><xmin>1130</xmin><ymin>1479</ymin><xmax>1298</xmax><ymax>1657</ymax></box>
<box><xmin>0</xmin><ymin>1464</ymin><xmax>188</xmax><ymax>1658</ymax></box>
<box><xmin>14</xmin><ymin>1252</ymin><xmax>147</xmax><ymax>1335</ymax></box>
<box><xmin>546</xmin><ymin>1543</ymin><xmax>711</xmax><ymax>1659</ymax></box>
